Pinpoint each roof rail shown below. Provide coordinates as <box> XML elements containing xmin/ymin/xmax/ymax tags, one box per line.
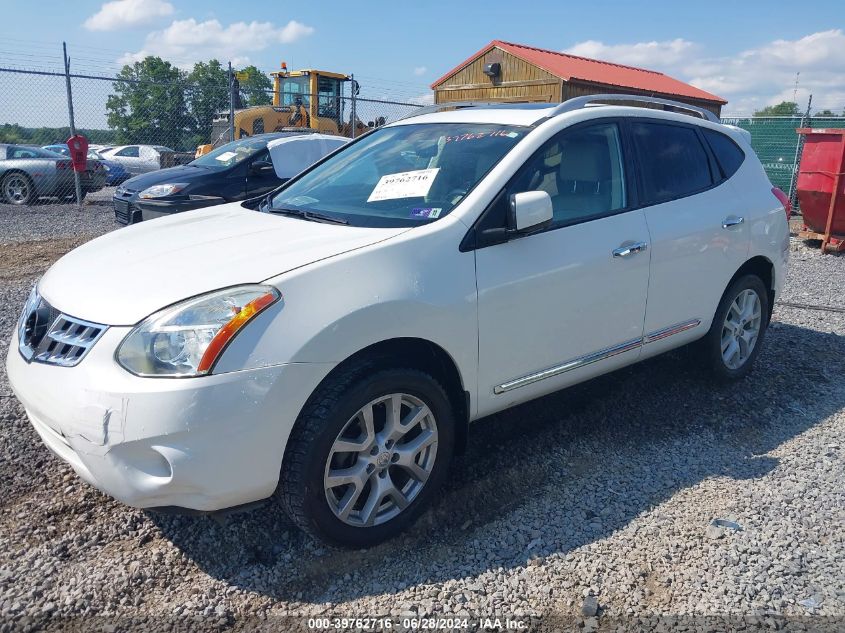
<box><xmin>396</xmin><ymin>101</ymin><xmax>503</xmax><ymax>122</ymax></box>
<box><xmin>550</xmin><ymin>94</ymin><xmax>720</xmax><ymax>123</ymax></box>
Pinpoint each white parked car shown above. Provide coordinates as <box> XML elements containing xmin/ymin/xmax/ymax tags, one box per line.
<box><xmin>7</xmin><ymin>96</ymin><xmax>789</xmax><ymax>546</ymax></box>
<box><xmin>100</xmin><ymin>144</ymin><xmax>175</xmax><ymax>174</ymax></box>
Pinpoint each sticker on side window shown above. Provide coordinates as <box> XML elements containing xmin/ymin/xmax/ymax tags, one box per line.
<box><xmin>410</xmin><ymin>207</ymin><xmax>442</xmax><ymax>219</ymax></box>
<box><xmin>215</xmin><ymin>151</ymin><xmax>238</xmax><ymax>161</ymax></box>
<box><xmin>367</xmin><ymin>168</ymin><xmax>439</xmax><ymax>202</ymax></box>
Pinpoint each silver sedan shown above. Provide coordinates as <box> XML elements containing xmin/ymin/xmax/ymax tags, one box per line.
<box><xmin>0</xmin><ymin>144</ymin><xmax>107</xmax><ymax>205</ymax></box>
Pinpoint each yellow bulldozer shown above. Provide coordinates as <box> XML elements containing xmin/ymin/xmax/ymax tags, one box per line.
<box><xmin>195</xmin><ymin>64</ymin><xmax>370</xmax><ymax>157</ymax></box>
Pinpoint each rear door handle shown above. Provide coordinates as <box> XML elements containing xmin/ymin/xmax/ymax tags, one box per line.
<box><xmin>722</xmin><ymin>216</ymin><xmax>744</xmax><ymax>229</ymax></box>
<box><xmin>612</xmin><ymin>241</ymin><xmax>648</xmax><ymax>258</ymax></box>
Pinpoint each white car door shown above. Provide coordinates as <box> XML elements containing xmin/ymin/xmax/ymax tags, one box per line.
<box><xmin>473</xmin><ymin>121</ymin><xmax>651</xmax><ymax>417</ymax></box>
<box><xmin>112</xmin><ymin>146</ymin><xmax>142</xmax><ymax>174</ymax></box>
<box><xmin>628</xmin><ymin>120</ymin><xmax>750</xmax><ymax>359</ymax></box>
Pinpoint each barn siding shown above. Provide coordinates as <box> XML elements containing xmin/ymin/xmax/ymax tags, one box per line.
<box><xmin>434</xmin><ymin>48</ymin><xmax>562</xmax><ymax>104</ymax></box>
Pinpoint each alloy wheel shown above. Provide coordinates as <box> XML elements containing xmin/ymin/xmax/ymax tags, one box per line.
<box><xmin>324</xmin><ymin>393</ymin><xmax>438</xmax><ymax>527</ymax></box>
<box><xmin>4</xmin><ymin>175</ymin><xmax>30</xmax><ymax>204</ymax></box>
<box><xmin>720</xmin><ymin>288</ymin><xmax>762</xmax><ymax>370</ymax></box>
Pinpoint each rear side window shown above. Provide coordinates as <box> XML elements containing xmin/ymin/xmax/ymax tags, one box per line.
<box><xmin>115</xmin><ymin>146</ymin><xmax>139</xmax><ymax>157</ymax></box>
<box><xmin>702</xmin><ymin>128</ymin><xmax>745</xmax><ymax>180</ymax></box>
<box><xmin>631</xmin><ymin>122</ymin><xmax>713</xmax><ymax>204</ymax></box>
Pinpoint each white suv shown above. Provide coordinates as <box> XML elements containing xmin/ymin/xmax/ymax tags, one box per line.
<box><xmin>7</xmin><ymin>96</ymin><xmax>790</xmax><ymax>546</ymax></box>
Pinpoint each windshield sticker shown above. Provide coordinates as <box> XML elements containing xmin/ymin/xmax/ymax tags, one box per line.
<box><xmin>410</xmin><ymin>207</ymin><xmax>442</xmax><ymax>219</ymax></box>
<box><xmin>215</xmin><ymin>151</ymin><xmax>238</xmax><ymax>161</ymax></box>
<box><xmin>444</xmin><ymin>130</ymin><xmax>522</xmax><ymax>143</ymax></box>
<box><xmin>367</xmin><ymin>168</ymin><xmax>439</xmax><ymax>202</ymax></box>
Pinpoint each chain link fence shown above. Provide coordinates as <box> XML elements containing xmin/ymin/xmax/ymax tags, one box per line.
<box><xmin>0</xmin><ymin>63</ymin><xmax>424</xmax><ymax>207</ymax></box>
<box><xmin>1</xmin><ymin>57</ymin><xmax>844</xmax><ymax>216</ymax></box>
<box><xmin>721</xmin><ymin>115</ymin><xmax>845</xmax><ymax>209</ymax></box>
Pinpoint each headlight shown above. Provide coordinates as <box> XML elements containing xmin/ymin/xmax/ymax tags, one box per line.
<box><xmin>116</xmin><ymin>285</ymin><xmax>281</xmax><ymax>377</ymax></box>
<box><xmin>138</xmin><ymin>183</ymin><xmax>189</xmax><ymax>199</ymax></box>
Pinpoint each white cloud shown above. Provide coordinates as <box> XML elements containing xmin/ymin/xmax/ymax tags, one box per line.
<box><xmin>565</xmin><ymin>38</ymin><xmax>699</xmax><ymax>69</ymax></box>
<box><xmin>409</xmin><ymin>92</ymin><xmax>434</xmax><ymax>105</ymax></box>
<box><xmin>84</xmin><ymin>0</ymin><xmax>174</xmax><ymax>31</ymax></box>
<box><xmin>118</xmin><ymin>18</ymin><xmax>315</xmax><ymax>67</ymax></box>
<box><xmin>563</xmin><ymin>30</ymin><xmax>845</xmax><ymax>114</ymax></box>
<box><xmin>413</xmin><ymin>66</ymin><xmax>427</xmax><ymax>76</ymax></box>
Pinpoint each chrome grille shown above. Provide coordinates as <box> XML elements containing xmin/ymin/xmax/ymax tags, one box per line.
<box><xmin>18</xmin><ymin>290</ymin><xmax>107</xmax><ymax>367</ymax></box>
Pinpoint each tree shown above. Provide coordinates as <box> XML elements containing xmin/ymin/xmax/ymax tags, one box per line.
<box><xmin>237</xmin><ymin>65</ymin><xmax>273</xmax><ymax>107</ymax></box>
<box><xmin>814</xmin><ymin>109</ymin><xmax>841</xmax><ymax>118</ymax></box>
<box><xmin>106</xmin><ymin>57</ymin><xmax>191</xmax><ymax>150</ymax></box>
<box><xmin>753</xmin><ymin>101</ymin><xmax>800</xmax><ymax>117</ymax></box>
<box><xmin>186</xmin><ymin>60</ymin><xmax>229</xmax><ymax>146</ymax></box>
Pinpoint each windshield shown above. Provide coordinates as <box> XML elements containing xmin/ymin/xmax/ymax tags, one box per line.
<box><xmin>270</xmin><ymin>123</ymin><xmax>527</xmax><ymax>227</ymax></box>
<box><xmin>10</xmin><ymin>146</ymin><xmax>64</xmax><ymax>159</ymax></box>
<box><xmin>190</xmin><ymin>137</ymin><xmax>268</xmax><ymax>170</ymax></box>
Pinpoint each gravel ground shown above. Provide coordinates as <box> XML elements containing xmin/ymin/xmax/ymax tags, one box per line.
<box><xmin>1</xmin><ymin>202</ymin><xmax>843</xmax><ymax>632</ymax></box>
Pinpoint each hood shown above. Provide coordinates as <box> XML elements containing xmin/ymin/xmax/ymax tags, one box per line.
<box><xmin>39</xmin><ymin>203</ymin><xmax>408</xmax><ymax>325</ymax></box>
<box><xmin>120</xmin><ymin>164</ymin><xmax>211</xmax><ymax>191</ymax></box>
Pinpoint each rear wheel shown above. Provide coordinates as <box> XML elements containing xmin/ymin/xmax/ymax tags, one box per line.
<box><xmin>280</xmin><ymin>366</ymin><xmax>454</xmax><ymax>547</ymax></box>
<box><xmin>701</xmin><ymin>274</ymin><xmax>769</xmax><ymax>380</ymax></box>
<box><xmin>2</xmin><ymin>172</ymin><xmax>34</xmax><ymax>205</ymax></box>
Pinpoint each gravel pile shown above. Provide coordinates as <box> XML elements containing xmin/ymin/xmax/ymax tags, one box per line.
<box><xmin>1</xmin><ymin>205</ymin><xmax>843</xmax><ymax>632</ymax></box>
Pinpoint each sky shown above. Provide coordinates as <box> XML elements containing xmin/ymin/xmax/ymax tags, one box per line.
<box><xmin>1</xmin><ymin>0</ymin><xmax>844</xmax><ymax>123</ymax></box>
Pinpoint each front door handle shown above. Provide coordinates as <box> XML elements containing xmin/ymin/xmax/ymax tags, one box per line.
<box><xmin>722</xmin><ymin>216</ymin><xmax>745</xmax><ymax>229</ymax></box>
<box><xmin>612</xmin><ymin>241</ymin><xmax>648</xmax><ymax>258</ymax></box>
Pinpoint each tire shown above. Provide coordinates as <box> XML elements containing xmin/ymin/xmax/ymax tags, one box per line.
<box><xmin>2</xmin><ymin>172</ymin><xmax>35</xmax><ymax>205</ymax></box>
<box><xmin>280</xmin><ymin>365</ymin><xmax>455</xmax><ymax>547</ymax></box>
<box><xmin>701</xmin><ymin>274</ymin><xmax>770</xmax><ymax>380</ymax></box>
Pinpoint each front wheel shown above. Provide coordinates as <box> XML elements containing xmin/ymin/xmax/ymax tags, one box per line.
<box><xmin>280</xmin><ymin>367</ymin><xmax>455</xmax><ymax>547</ymax></box>
<box><xmin>701</xmin><ymin>274</ymin><xmax>770</xmax><ymax>380</ymax></box>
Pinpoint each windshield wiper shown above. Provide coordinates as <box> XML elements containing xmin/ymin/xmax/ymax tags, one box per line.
<box><xmin>268</xmin><ymin>206</ymin><xmax>348</xmax><ymax>225</ymax></box>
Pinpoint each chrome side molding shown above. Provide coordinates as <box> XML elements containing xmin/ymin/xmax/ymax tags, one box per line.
<box><xmin>493</xmin><ymin>319</ymin><xmax>701</xmax><ymax>394</ymax></box>
<box><xmin>642</xmin><ymin>319</ymin><xmax>701</xmax><ymax>344</ymax></box>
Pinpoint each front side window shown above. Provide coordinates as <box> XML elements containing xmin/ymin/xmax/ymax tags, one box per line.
<box><xmin>508</xmin><ymin>122</ymin><xmax>627</xmax><ymax>227</ymax></box>
<box><xmin>631</xmin><ymin>121</ymin><xmax>713</xmax><ymax>203</ymax></box>
<box><xmin>271</xmin><ymin>123</ymin><xmax>528</xmax><ymax>227</ymax></box>
<box><xmin>115</xmin><ymin>146</ymin><xmax>139</xmax><ymax>157</ymax></box>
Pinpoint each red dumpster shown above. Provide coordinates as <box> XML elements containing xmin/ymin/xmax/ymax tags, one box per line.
<box><xmin>795</xmin><ymin>128</ymin><xmax>845</xmax><ymax>252</ymax></box>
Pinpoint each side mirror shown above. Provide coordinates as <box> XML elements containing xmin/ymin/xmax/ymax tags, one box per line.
<box><xmin>510</xmin><ymin>191</ymin><xmax>553</xmax><ymax>232</ymax></box>
<box><xmin>251</xmin><ymin>160</ymin><xmax>274</xmax><ymax>175</ymax></box>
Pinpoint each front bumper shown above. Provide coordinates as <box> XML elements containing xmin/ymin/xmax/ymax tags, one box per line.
<box><xmin>113</xmin><ymin>190</ymin><xmax>226</xmax><ymax>224</ymax></box>
<box><xmin>6</xmin><ymin>327</ymin><xmax>331</xmax><ymax>511</ymax></box>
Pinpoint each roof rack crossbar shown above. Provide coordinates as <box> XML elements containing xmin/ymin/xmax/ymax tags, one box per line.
<box><xmin>549</xmin><ymin>94</ymin><xmax>720</xmax><ymax>123</ymax></box>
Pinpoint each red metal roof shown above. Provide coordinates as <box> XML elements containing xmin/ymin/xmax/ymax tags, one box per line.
<box><xmin>431</xmin><ymin>40</ymin><xmax>727</xmax><ymax>105</ymax></box>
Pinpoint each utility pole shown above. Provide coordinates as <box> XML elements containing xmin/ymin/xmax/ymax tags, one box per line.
<box><xmin>788</xmin><ymin>94</ymin><xmax>812</xmax><ymax>210</ymax></box>
<box><xmin>62</xmin><ymin>42</ymin><xmax>83</xmax><ymax>210</ymax></box>
<box><xmin>228</xmin><ymin>61</ymin><xmax>235</xmax><ymax>143</ymax></box>
<box><xmin>350</xmin><ymin>73</ymin><xmax>357</xmax><ymax>139</ymax></box>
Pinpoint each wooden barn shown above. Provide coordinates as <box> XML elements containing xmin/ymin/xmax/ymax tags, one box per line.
<box><xmin>431</xmin><ymin>40</ymin><xmax>726</xmax><ymax>116</ymax></box>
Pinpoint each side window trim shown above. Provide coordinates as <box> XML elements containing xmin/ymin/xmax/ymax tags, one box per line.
<box><xmin>461</xmin><ymin>117</ymin><xmax>637</xmax><ymax>252</ymax></box>
<box><xmin>629</xmin><ymin>117</ymin><xmax>717</xmax><ymax>207</ymax></box>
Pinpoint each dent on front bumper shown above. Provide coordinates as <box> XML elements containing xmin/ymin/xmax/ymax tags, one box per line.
<box><xmin>6</xmin><ymin>327</ymin><xmax>332</xmax><ymax>511</ymax></box>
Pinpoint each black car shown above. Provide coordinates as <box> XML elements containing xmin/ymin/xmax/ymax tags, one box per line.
<box><xmin>113</xmin><ymin>132</ymin><xmax>347</xmax><ymax>224</ymax></box>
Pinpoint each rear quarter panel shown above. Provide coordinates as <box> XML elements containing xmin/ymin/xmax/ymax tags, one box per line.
<box><xmin>733</xmin><ymin>142</ymin><xmax>790</xmax><ymax>298</ymax></box>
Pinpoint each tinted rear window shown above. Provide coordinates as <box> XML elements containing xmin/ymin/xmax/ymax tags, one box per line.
<box><xmin>631</xmin><ymin>122</ymin><xmax>713</xmax><ymax>204</ymax></box>
<box><xmin>703</xmin><ymin>128</ymin><xmax>745</xmax><ymax>180</ymax></box>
